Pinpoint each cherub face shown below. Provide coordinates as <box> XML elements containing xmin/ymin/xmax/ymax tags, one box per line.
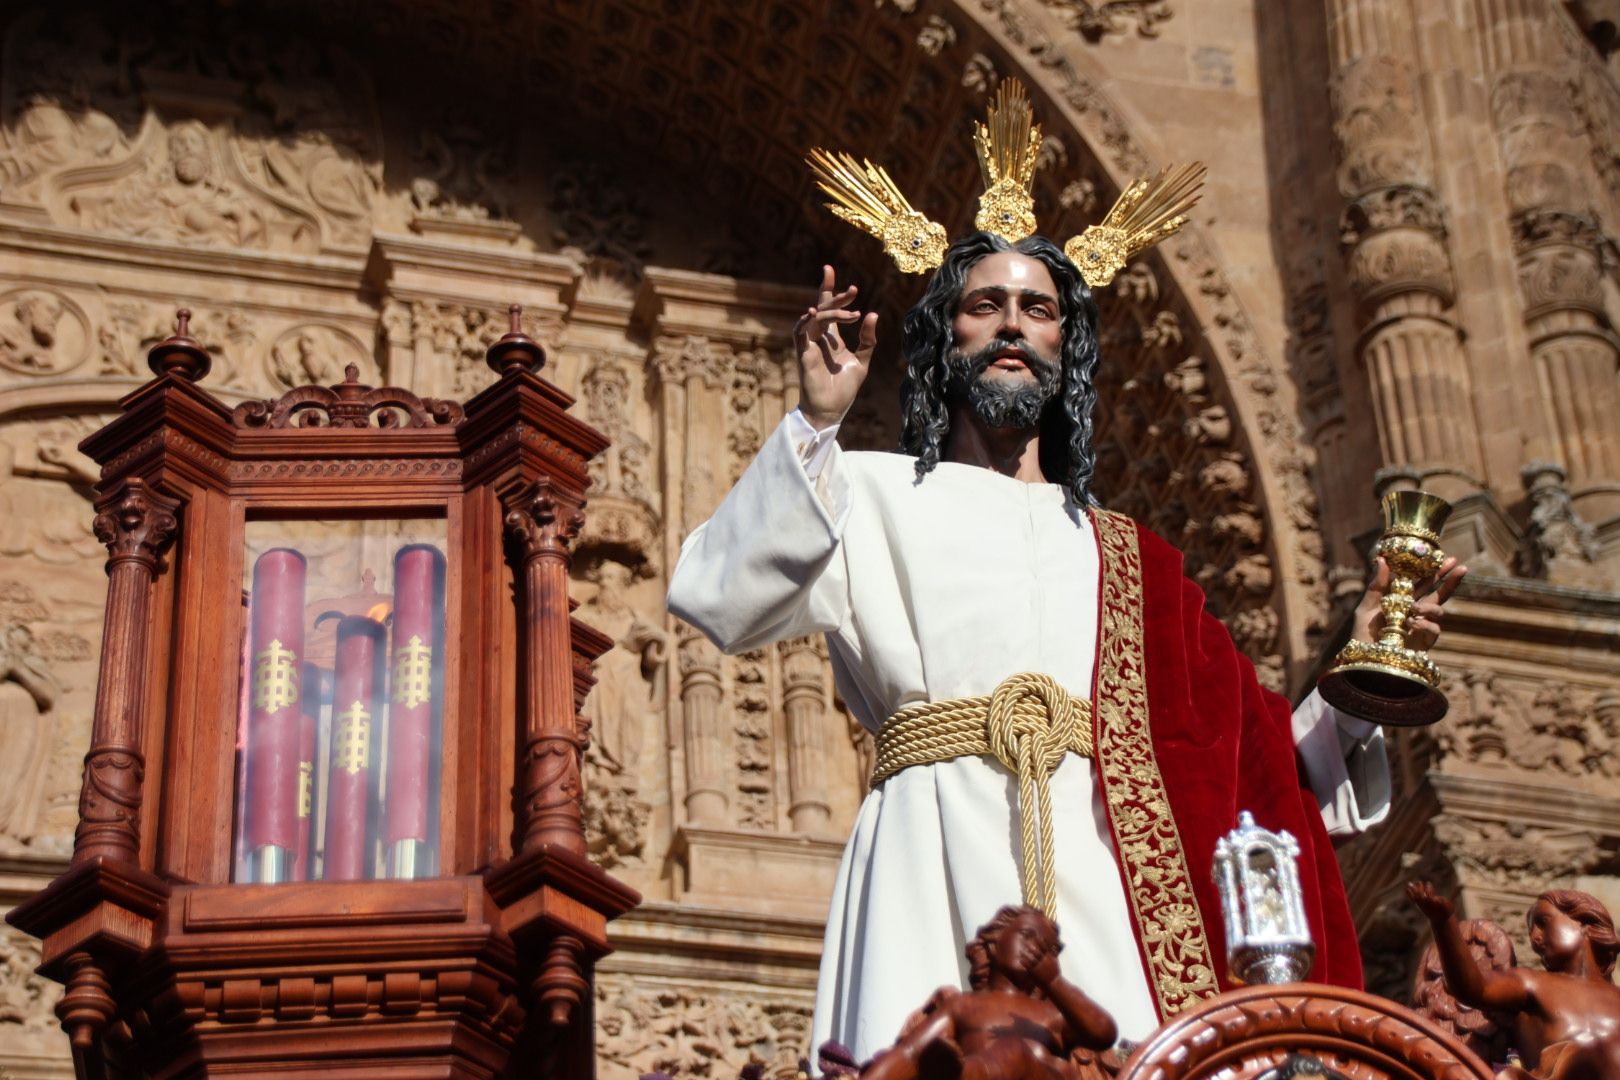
<box><xmin>1528</xmin><ymin>898</ymin><xmax>1590</xmax><ymax>970</ymax></box>
<box><xmin>989</xmin><ymin>909</ymin><xmax>1054</xmax><ymax>985</ymax></box>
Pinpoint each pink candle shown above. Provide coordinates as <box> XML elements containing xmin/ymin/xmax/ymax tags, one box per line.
<box><xmin>292</xmin><ymin>662</ymin><xmax>320</xmax><ymax>882</ymax></box>
<box><xmin>245</xmin><ymin>548</ymin><xmax>307</xmax><ymax>883</ymax></box>
<box><xmin>324</xmin><ymin>617</ymin><xmax>385</xmax><ymax>881</ymax></box>
<box><xmin>384</xmin><ymin>544</ymin><xmax>445</xmax><ymax>877</ymax></box>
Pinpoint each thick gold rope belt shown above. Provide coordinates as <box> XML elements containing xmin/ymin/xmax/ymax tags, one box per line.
<box><xmin>871</xmin><ymin>672</ymin><xmax>1094</xmax><ymax>918</ymax></box>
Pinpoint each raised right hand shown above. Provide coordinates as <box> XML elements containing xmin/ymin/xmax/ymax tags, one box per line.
<box><xmin>1406</xmin><ymin>880</ymin><xmax>1455</xmax><ymax>922</ymax></box>
<box><xmin>794</xmin><ymin>265</ymin><xmax>877</xmax><ymax>431</ymax></box>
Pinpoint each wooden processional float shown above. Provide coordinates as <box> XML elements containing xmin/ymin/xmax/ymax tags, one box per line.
<box><xmin>835</xmin><ymin>814</ymin><xmax>1503</xmax><ymax>1080</ymax></box>
<box><xmin>8</xmin><ymin>307</ymin><xmax>638</xmax><ymax>1078</ymax></box>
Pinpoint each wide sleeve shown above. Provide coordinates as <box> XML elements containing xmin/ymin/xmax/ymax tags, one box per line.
<box><xmin>1290</xmin><ymin>690</ymin><xmax>1391</xmax><ymax>837</ymax></box>
<box><xmin>666</xmin><ymin>412</ymin><xmax>853</xmax><ymax>655</ymax></box>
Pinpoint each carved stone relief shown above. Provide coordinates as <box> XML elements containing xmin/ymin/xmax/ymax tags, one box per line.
<box><xmin>109</xmin><ymin>302</ymin><xmax>257</xmax><ymax>387</ymax></box>
<box><xmin>410</xmin><ymin>301</ymin><xmax>510</xmax><ymax>399</ymax></box>
<box><xmin>0</xmin><ymin>289</ymin><xmax>90</xmax><ymax>376</ymax></box>
<box><xmin>0</xmin><ymin>422</ymin><xmax>104</xmax><ymax>857</ymax></box>
<box><xmin>551</xmin><ymin>160</ymin><xmax>654</xmax><ymax>281</ymax></box>
<box><xmin>733</xmin><ymin>646</ymin><xmax>776</xmax><ymax>830</ymax></box>
<box><xmin>575</xmin><ymin>558</ymin><xmax>665</xmax><ymax>870</ymax></box>
<box><xmin>410</xmin><ymin>110</ymin><xmax>517</xmax><ymax>227</ymax></box>
<box><xmin>0</xmin><ymin>10</ymin><xmax>382</xmax><ymax>254</ymax></box>
<box><xmin>1437</xmin><ymin>667</ymin><xmax>1618</xmax><ymax>786</ymax></box>
<box><xmin>266</xmin><ymin>323</ymin><xmax>377</xmax><ymax>392</ymax></box>
<box><xmin>595</xmin><ymin>973</ymin><xmax>812</xmax><ymax>1080</ymax></box>
<box><xmin>0</xmin><ymin>924</ymin><xmax>61</xmax><ymax>1029</ymax></box>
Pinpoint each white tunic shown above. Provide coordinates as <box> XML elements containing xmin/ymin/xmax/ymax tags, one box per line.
<box><xmin>667</xmin><ymin>413</ymin><xmax>1390</xmax><ymax>1059</ymax></box>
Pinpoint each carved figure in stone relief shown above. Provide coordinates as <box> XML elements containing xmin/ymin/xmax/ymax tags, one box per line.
<box><xmin>1409</xmin><ymin>881</ymin><xmax>1620</xmax><ymax>1079</ymax></box>
<box><xmin>268</xmin><ymin>325</ymin><xmax>373</xmax><ymax>390</ymax></box>
<box><xmin>0</xmin><ymin>622</ymin><xmax>59</xmax><ymax>846</ymax></box>
<box><xmin>0</xmin><ymin>291</ymin><xmax>63</xmax><ymax>371</ymax></box>
<box><xmin>579</xmin><ymin>559</ymin><xmax>667</xmax><ymax>780</ymax></box>
<box><xmin>0</xmin><ymin>97</ymin><xmax>126</xmax><ymax>201</ymax></box>
<box><xmin>669</xmin><ymin>84</ymin><xmax>1467</xmax><ymax>1057</ymax></box>
<box><xmin>71</xmin><ymin>120</ymin><xmax>277</xmax><ymax>249</ymax></box>
<box><xmin>861</xmin><ymin>905</ymin><xmax>1117</xmax><ymax>1080</ymax></box>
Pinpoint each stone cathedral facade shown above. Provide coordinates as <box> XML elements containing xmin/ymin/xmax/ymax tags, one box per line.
<box><xmin>0</xmin><ymin>1</ymin><xmax>1616</xmax><ymax>1076</ymax></box>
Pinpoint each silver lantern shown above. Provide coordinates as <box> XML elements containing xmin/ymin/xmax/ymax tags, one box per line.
<box><xmin>1213</xmin><ymin>811</ymin><xmax>1315</xmax><ymax>984</ymax></box>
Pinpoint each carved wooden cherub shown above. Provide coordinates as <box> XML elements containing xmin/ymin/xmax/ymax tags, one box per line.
<box><xmin>861</xmin><ymin>905</ymin><xmax>1118</xmax><ymax>1080</ymax></box>
<box><xmin>1408</xmin><ymin>881</ymin><xmax>1620</xmax><ymax>1079</ymax></box>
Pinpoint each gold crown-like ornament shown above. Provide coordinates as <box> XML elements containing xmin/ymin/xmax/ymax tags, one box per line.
<box><xmin>807</xmin><ymin>79</ymin><xmax>1206</xmax><ymax>288</ymax></box>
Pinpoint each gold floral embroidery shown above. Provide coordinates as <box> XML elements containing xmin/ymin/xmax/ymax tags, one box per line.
<box><xmin>1092</xmin><ymin>509</ymin><xmax>1219</xmax><ymax>1015</ymax></box>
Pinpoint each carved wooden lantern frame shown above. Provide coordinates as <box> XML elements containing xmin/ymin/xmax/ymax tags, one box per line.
<box><xmin>9</xmin><ymin>308</ymin><xmax>637</xmax><ymax>1078</ymax></box>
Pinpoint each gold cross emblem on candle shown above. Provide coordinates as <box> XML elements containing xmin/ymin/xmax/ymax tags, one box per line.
<box><xmin>335</xmin><ymin>701</ymin><xmax>371</xmax><ymax>775</ymax></box>
<box><xmin>392</xmin><ymin>635</ymin><xmax>433</xmax><ymax>709</ymax></box>
<box><xmin>253</xmin><ymin>639</ymin><xmax>299</xmax><ymax>712</ymax></box>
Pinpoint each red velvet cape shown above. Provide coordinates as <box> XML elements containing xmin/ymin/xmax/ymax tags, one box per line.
<box><xmin>1088</xmin><ymin>513</ymin><xmax>1361</xmax><ymax>1019</ymax></box>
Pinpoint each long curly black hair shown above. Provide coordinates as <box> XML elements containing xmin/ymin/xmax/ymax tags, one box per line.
<box><xmin>898</xmin><ymin>232</ymin><xmax>1102</xmax><ymax>507</ymax></box>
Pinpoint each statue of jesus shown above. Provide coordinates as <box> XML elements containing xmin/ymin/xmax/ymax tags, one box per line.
<box><xmin>667</xmin><ymin>232</ymin><xmax>1464</xmax><ymax>1058</ymax></box>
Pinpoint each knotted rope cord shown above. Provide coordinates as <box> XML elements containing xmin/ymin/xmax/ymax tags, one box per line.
<box><xmin>871</xmin><ymin>672</ymin><xmax>1094</xmax><ymax>917</ymax></box>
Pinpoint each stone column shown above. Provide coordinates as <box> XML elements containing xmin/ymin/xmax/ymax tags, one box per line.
<box><xmin>781</xmin><ymin>637</ymin><xmax>831</xmax><ymax>834</ymax></box>
<box><xmin>677</xmin><ymin>626</ymin><xmax>728</xmax><ymax>826</ymax></box>
<box><xmin>1328</xmin><ymin>3</ymin><xmax>1487</xmax><ymax>502</ymax></box>
<box><xmin>1476</xmin><ymin>0</ymin><xmax>1620</xmax><ymax>524</ymax></box>
<box><xmin>76</xmin><ymin>479</ymin><xmax>179</xmax><ymax>865</ymax></box>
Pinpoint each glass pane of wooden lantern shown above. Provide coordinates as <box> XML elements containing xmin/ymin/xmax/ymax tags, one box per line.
<box><xmin>236</xmin><ymin>519</ymin><xmax>449</xmax><ymax>884</ymax></box>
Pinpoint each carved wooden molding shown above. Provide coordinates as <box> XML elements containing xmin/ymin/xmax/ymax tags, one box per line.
<box><xmin>232</xmin><ymin>365</ymin><xmax>464</xmax><ymax>429</ymax></box>
<box><xmin>1119</xmin><ymin>983</ymin><xmax>1494</xmax><ymax>1080</ymax></box>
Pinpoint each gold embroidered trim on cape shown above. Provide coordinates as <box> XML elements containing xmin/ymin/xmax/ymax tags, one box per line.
<box><xmin>1092</xmin><ymin>509</ymin><xmax>1220</xmax><ymax>1016</ymax></box>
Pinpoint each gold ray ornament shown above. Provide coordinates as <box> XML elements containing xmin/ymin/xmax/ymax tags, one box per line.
<box><xmin>1063</xmin><ymin>162</ymin><xmax>1206</xmax><ymax>287</ymax></box>
<box><xmin>806</xmin><ymin>149</ymin><xmax>949</xmax><ymax>274</ymax></box>
<box><xmin>806</xmin><ymin>79</ymin><xmax>1205</xmax><ymax>287</ymax></box>
<box><xmin>973</xmin><ymin>79</ymin><xmax>1042</xmax><ymax>243</ymax></box>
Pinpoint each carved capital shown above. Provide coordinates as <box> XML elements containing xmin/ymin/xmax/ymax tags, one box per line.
<box><xmin>1516</xmin><ymin>236</ymin><xmax>1606</xmax><ymax>315</ymax></box>
<box><xmin>677</xmin><ymin>627</ymin><xmax>722</xmax><ymax>686</ymax></box>
<box><xmin>781</xmin><ymin>635</ymin><xmax>825</xmax><ymax>693</ymax></box>
<box><xmin>1339</xmin><ymin>184</ymin><xmax>1447</xmax><ymax>248</ymax></box>
<box><xmin>1345</xmin><ymin>227</ymin><xmax>1455</xmax><ymax>306</ymax></box>
<box><xmin>503</xmin><ymin>479</ymin><xmax>586</xmax><ymax>562</ymax></box>
<box><xmin>1512</xmin><ymin>208</ymin><xmax>1604</xmax><ymax>252</ymax></box>
<box><xmin>649</xmin><ymin>334</ymin><xmax>729</xmax><ymax>390</ymax></box>
<box><xmin>92</xmin><ymin>480</ymin><xmax>179</xmax><ymax>569</ymax></box>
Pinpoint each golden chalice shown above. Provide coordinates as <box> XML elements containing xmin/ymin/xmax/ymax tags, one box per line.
<box><xmin>1317</xmin><ymin>490</ymin><xmax>1452</xmax><ymax>726</ymax></box>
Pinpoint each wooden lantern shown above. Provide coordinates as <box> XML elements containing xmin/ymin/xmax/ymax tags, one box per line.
<box><xmin>9</xmin><ymin>307</ymin><xmax>637</xmax><ymax>1077</ymax></box>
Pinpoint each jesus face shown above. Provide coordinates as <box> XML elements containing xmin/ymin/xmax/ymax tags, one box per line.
<box><xmin>945</xmin><ymin>251</ymin><xmax>1064</xmax><ymax>431</ymax></box>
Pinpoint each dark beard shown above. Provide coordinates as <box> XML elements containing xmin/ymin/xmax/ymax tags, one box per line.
<box><xmin>944</xmin><ymin>337</ymin><xmax>1061</xmax><ymax>431</ymax></box>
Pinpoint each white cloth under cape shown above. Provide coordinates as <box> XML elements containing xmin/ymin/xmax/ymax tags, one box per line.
<box><xmin>667</xmin><ymin>413</ymin><xmax>1391</xmax><ymax>1059</ymax></box>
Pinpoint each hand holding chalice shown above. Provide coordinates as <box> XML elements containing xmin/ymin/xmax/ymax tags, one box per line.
<box><xmin>1318</xmin><ymin>491</ymin><xmax>1464</xmax><ymax>726</ymax></box>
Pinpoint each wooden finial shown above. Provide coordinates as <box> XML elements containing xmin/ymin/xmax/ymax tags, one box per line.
<box><xmin>484</xmin><ymin>303</ymin><xmax>546</xmax><ymax>377</ymax></box>
<box><xmin>146</xmin><ymin>307</ymin><xmax>213</xmax><ymax>382</ymax></box>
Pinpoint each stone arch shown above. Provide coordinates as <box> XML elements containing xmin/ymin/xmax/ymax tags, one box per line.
<box><xmin>0</xmin><ymin>0</ymin><xmax>1324</xmax><ymax>687</ymax></box>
